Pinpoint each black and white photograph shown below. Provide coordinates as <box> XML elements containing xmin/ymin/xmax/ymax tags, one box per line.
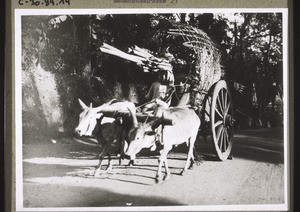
<box><xmin>15</xmin><ymin>9</ymin><xmax>289</xmax><ymax>211</ymax></box>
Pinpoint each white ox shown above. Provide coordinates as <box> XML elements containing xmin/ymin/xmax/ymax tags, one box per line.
<box><xmin>125</xmin><ymin>106</ymin><xmax>201</xmax><ymax>183</ymax></box>
<box><xmin>75</xmin><ymin>99</ymin><xmax>136</xmax><ymax>176</ymax></box>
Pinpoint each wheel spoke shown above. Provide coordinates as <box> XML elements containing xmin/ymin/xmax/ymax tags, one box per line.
<box><xmin>226</xmin><ymin>128</ymin><xmax>230</xmax><ymax>145</ymax></box>
<box><xmin>215</xmin><ymin>107</ymin><xmax>223</xmax><ymax>118</ymax></box>
<box><xmin>221</xmin><ymin>89</ymin><xmax>226</xmax><ymax>110</ymax></box>
<box><xmin>219</xmin><ymin>128</ymin><xmax>224</xmax><ymax>150</ymax></box>
<box><xmin>224</xmin><ymin>91</ymin><xmax>228</xmax><ymax>111</ymax></box>
<box><xmin>214</xmin><ymin>120</ymin><xmax>223</xmax><ymax>128</ymax></box>
<box><xmin>216</xmin><ymin>125</ymin><xmax>223</xmax><ymax>143</ymax></box>
<box><xmin>221</xmin><ymin>128</ymin><xmax>227</xmax><ymax>152</ymax></box>
<box><xmin>225</xmin><ymin>101</ymin><xmax>231</xmax><ymax>114</ymax></box>
<box><xmin>226</xmin><ymin>125</ymin><xmax>233</xmax><ymax>138</ymax></box>
<box><xmin>224</xmin><ymin>128</ymin><xmax>229</xmax><ymax>152</ymax></box>
<box><xmin>223</xmin><ymin>137</ymin><xmax>227</xmax><ymax>152</ymax></box>
<box><xmin>217</xmin><ymin>95</ymin><xmax>224</xmax><ymax>114</ymax></box>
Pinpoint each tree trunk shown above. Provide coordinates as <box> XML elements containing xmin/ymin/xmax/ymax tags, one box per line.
<box><xmin>180</xmin><ymin>13</ymin><xmax>186</xmax><ymax>23</ymax></box>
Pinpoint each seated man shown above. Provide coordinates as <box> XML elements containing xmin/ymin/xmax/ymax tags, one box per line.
<box><xmin>141</xmin><ymin>50</ymin><xmax>176</xmax><ymax>150</ymax></box>
<box><xmin>142</xmin><ymin>71</ymin><xmax>174</xmax><ymax>113</ymax></box>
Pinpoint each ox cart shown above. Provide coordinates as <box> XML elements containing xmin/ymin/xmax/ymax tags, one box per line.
<box><xmin>98</xmin><ymin>19</ymin><xmax>234</xmax><ymax>161</ymax></box>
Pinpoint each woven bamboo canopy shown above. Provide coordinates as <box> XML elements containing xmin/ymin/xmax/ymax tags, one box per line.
<box><xmin>166</xmin><ymin>20</ymin><xmax>223</xmax><ymax>107</ymax></box>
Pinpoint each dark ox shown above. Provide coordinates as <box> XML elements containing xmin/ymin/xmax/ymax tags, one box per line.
<box><xmin>75</xmin><ymin>99</ymin><xmax>136</xmax><ymax>176</ymax></box>
<box><xmin>125</xmin><ymin>106</ymin><xmax>201</xmax><ymax>183</ymax></box>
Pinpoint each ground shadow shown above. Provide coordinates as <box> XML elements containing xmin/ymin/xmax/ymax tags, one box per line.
<box><xmin>231</xmin><ymin>142</ymin><xmax>283</xmax><ymax>164</ymax></box>
<box><xmin>23</xmin><ymin>182</ymin><xmax>183</xmax><ymax>208</ymax></box>
<box><xmin>23</xmin><ymin>126</ymin><xmax>284</xmax><ymax>186</ymax></box>
<box><xmin>231</xmin><ymin>128</ymin><xmax>284</xmax><ymax>164</ymax></box>
<box><xmin>193</xmin><ymin>127</ymin><xmax>284</xmax><ymax>164</ymax></box>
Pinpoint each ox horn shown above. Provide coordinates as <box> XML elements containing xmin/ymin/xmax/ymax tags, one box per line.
<box><xmin>95</xmin><ymin>98</ymin><xmax>117</xmax><ymax>112</ymax></box>
<box><xmin>78</xmin><ymin>99</ymin><xmax>88</xmax><ymax>110</ymax></box>
<box><xmin>106</xmin><ymin>98</ymin><xmax>117</xmax><ymax>105</ymax></box>
<box><xmin>128</xmin><ymin>107</ymin><xmax>138</xmax><ymax>128</ymax></box>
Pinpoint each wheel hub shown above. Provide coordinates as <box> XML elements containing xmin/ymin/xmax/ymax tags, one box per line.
<box><xmin>224</xmin><ymin>114</ymin><xmax>234</xmax><ymax>127</ymax></box>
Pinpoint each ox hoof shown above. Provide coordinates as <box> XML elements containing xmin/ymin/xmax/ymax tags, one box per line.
<box><xmin>188</xmin><ymin>166</ymin><xmax>194</xmax><ymax>170</ymax></box>
<box><xmin>163</xmin><ymin>174</ymin><xmax>171</xmax><ymax>181</ymax></box>
<box><xmin>94</xmin><ymin>169</ymin><xmax>104</xmax><ymax>177</ymax></box>
<box><xmin>155</xmin><ymin>175</ymin><xmax>163</xmax><ymax>184</ymax></box>
<box><xmin>155</xmin><ymin>177</ymin><xmax>162</xmax><ymax>184</ymax></box>
<box><xmin>127</xmin><ymin>160</ymin><xmax>135</xmax><ymax>166</ymax></box>
<box><xmin>180</xmin><ymin>170</ymin><xmax>185</xmax><ymax>176</ymax></box>
<box><xmin>106</xmin><ymin>166</ymin><xmax>113</xmax><ymax>173</ymax></box>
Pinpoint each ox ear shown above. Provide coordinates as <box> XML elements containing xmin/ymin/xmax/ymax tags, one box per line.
<box><xmin>78</xmin><ymin>99</ymin><xmax>88</xmax><ymax>110</ymax></box>
<box><xmin>95</xmin><ymin>112</ymin><xmax>102</xmax><ymax>119</ymax></box>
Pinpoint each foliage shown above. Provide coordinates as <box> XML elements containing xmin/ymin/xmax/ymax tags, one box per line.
<box><xmin>22</xmin><ymin>12</ymin><xmax>284</xmax><ymax>130</ymax></box>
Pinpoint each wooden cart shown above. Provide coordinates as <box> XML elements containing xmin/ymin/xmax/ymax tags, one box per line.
<box><xmin>166</xmin><ymin>21</ymin><xmax>234</xmax><ymax>161</ymax></box>
<box><xmin>100</xmin><ymin>19</ymin><xmax>235</xmax><ymax>161</ymax></box>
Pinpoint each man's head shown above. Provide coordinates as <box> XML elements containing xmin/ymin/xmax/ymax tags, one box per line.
<box><xmin>164</xmin><ymin>52</ymin><xmax>175</xmax><ymax>62</ymax></box>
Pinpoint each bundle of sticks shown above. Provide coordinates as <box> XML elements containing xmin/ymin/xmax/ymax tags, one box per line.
<box><xmin>100</xmin><ymin>43</ymin><xmax>174</xmax><ymax>81</ymax></box>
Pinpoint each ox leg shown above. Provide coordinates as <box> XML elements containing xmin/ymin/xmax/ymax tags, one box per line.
<box><xmin>127</xmin><ymin>138</ymin><xmax>135</xmax><ymax>166</ymax></box>
<box><xmin>181</xmin><ymin>137</ymin><xmax>196</xmax><ymax>175</ymax></box>
<box><xmin>163</xmin><ymin>159</ymin><xmax>171</xmax><ymax>181</ymax></box>
<box><xmin>123</xmin><ymin>137</ymin><xmax>135</xmax><ymax>166</ymax></box>
<box><xmin>156</xmin><ymin>158</ymin><xmax>164</xmax><ymax>183</ymax></box>
<box><xmin>94</xmin><ymin>156</ymin><xmax>104</xmax><ymax>177</ymax></box>
<box><xmin>119</xmin><ymin>140</ymin><xmax>127</xmax><ymax>165</ymax></box>
<box><xmin>188</xmin><ymin>148</ymin><xmax>196</xmax><ymax>170</ymax></box>
<box><xmin>189</xmin><ymin>157</ymin><xmax>195</xmax><ymax>170</ymax></box>
<box><xmin>156</xmin><ymin>146</ymin><xmax>171</xmax><ymax>183</ymax></box>
<box><xmin>106</xmin><ymin>154</ymin><xmax>113</xmax><ymax>172</ymax></box>
<box><xmin>94</xmin><ymin>146</ymin><xmax>108</xmax><ymax>177</ymax></box>
<box><xmin>128</xmin><ymin>155</ymin><xmax>135</xmax><ymax>166</ymax></box>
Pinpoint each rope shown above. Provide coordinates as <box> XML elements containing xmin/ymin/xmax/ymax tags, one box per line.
<box><xmin>173</xmin><ymin>88</ymin><xmax>181</xmax><ymax>102</ymax></box>
<box><xmin>136</xmin><ymin>99</ymin><xmax>156</xmax><ymax>109</ymax></box>
<box><xmin>165</xmin><ymin>86</ymin><xmax>176</xmax><ymax>103</ymax></box>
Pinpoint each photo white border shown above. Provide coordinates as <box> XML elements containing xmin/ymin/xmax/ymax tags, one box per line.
<box><xmin>15</xmin><ymin>8</ymin><xmax>289</xmax><ymax>211</ymax></box>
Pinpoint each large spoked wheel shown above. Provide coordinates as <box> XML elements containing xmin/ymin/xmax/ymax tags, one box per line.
<box><xmin>210</xmin><ymin>80</ymin><xmax>234</xmax><ymax>161</ymax></box>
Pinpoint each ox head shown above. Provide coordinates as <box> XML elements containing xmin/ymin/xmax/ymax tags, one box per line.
<box><xmin>125</xmin><ymin>109</ymin><xmax>162</xmax><ymax>157</ymax></box>
<box><xmin>75</xmin><ymin>99</ymin><xmax>115</xmax><ymax>137</ymax></box>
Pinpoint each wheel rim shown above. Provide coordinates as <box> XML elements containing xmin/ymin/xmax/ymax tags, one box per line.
<box><xmin>210</xmin><ymin>80</ymin><xmax>234</xmax><ymax>161</ymax></box>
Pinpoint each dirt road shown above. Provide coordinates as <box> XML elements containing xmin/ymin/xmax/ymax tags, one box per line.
<box><xmin>21</xmin><ymin>127</ymin><xmax>285</xmax><ymax>209</ymax></box>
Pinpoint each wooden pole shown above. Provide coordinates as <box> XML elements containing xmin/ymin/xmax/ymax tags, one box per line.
<box><xmin>100</xmin><ymin>109</ymin><xmax>174</xmax><ymax>126</ymax></box>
